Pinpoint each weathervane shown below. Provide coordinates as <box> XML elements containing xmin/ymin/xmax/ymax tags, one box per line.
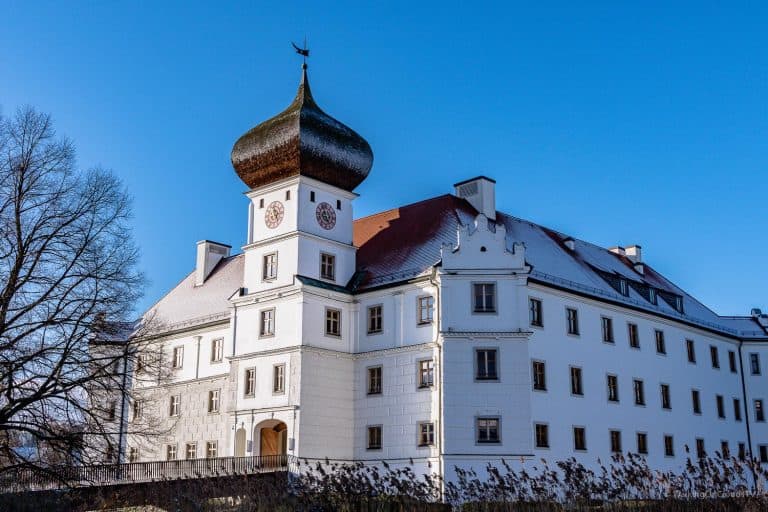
<box><xmin>291</xmin><ymin>38</ymin><xmax>309</xmax><ymax>68</ymax></box>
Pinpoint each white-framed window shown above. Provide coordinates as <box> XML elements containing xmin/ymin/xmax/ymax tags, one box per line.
<box><xmin>573</xmin><ymin>426</ymin><xmax>586</xmax><ymax>451</ymax></box>
<box><xmin>601</xmin><ymin>317</ymin><xmax>614</xmax><ymax>343</ymax></box>
<box><xmin>260</xmin><ymin>308</ymin><xmax>275</xmax><ymax>337</ymax></box>
<box><xmin>477</xmin><ymin>417</ymin><xmax>500</xmax><ymax>444</ymax></box>
<box><xmin>418</xmin><ymin>422</ymin><xmax>435</xmax><ymax>446</ymax></box>
<box><xmin>418</xmin><ymin>359</ymin><xmax>434</xmax><ymax>388</ymax></box>
<box><xmin>206</xmin><ymin>441</ymin><xmax>218</xmax><ymax>459</ymax></box>
<box><xmin>211</xmin><ymin>338</ymin><xmax>223</xmax><ymax>363</ymax></box>
<box><xmin>367</xmin><ymin>305</ymin><xmax>382</xmax><ymax>334</ymax></box>
<box><xmin>475</xmin><ymin>349</ymin><xmax>498</xmax><ymax>381</ymax></box>
<box><xmin>185</xmin><ymin>442</ymin><xmax>197</xmax><ymax>459</ymax></box>
<box><xmin>320</xmin><ymin>253</ymin><xmax>336</xmax><ymax>281</ymax></box>
<box><xmin>172</xmin><ymin>346</ymin><xmax>184</xmax><ymax>369</ymax></box>
<box><xmin>166</xmin><ymin>444</ymin><xmax>177</xmax><ymax>461</ymax></box>
<box><xmin>169</xmin><ymin>395</ymin><xmax>180</xmax><ymax>417</ymax></box>
<box><xmin>208</xmin><ymin>389</ymin><xmax>220</xmax><ymax>413</ymax></box>
<box><xmin>367</xmin><ymin>366</ymin><xmax>382</xmax><ymax>395</ymax></box>
<box><xmin>273</xmin><ymin>364</ymin><xmax>285</xmax><ymax>394</ymax></box>
<box><xmin>325</xmin><ymin>308</ymin><xmax>341</xmax><ymax>337</ymax></box>
<box><xmin>367</xmin><ymin>425</ymin><xmax>382</xmax><ymax>450</ymax></box>
<box><xmin>529</xmin><ymin>298</ymin><xmax>543</xmax><ymax>327</ymax></box>
<box><xmin>566</xmin><ymin>308</ymin><xmax>579</xmax><ymax>335</ymax></box>
<box><xmin>417</xmin><ymin>296</ymin><xmax>434</xmax><ymax>325</ymax></box>
<box><xmin>133</xmin><ymin>399</ymin><xmax>144</xmax><ymax>421</ymax></box>
<box><xmin>473</xmin><ymin>283</ymin><xmax>496</xmax><ymax>313</ymax></box>
<box><xmin>262</xmin><ymin>252</ymin><xmax>278</xmax><ymax>281</ymax></box>
<box><xmin>534</xmin><ymin>423</ymin><xmax>549</xmax><ymax>448</ymax></box>
<box><xmin>532</xmin><ymin>360</ymin><xmax>546</xmax><ymax>391</ymax></box>
<box><xmin>244</xmin><ymin>368</ymin><xmax>256</xmax><ymax>397</ymax></box>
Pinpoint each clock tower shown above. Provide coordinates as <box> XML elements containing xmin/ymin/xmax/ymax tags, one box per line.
<box><xmin>230</xmin><ymin>64</ymin><xmax>373</xmax><ymax>293</ymax></box>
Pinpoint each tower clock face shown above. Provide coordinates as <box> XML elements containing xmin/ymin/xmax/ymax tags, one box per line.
<box><xmin>264</xmin><ymin>201</ymin><xmax>284</xmax><ymax>229</ymax></box>
<box><xmin>315</xmin><ymin>202</ymin><xmax>336</xmax><ymax>230</ymax></box>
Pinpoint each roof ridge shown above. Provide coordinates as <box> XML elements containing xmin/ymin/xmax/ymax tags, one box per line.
<box><xmin>353</xmin><ymin>194</ymin><xmax>457</xmax><ymax>223</ymax></box>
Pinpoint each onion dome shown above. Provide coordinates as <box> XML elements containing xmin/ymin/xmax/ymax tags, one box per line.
<box><xmin>231</xmin><ymin>65</ymin><xmax>373</xmax><ymax>191</ymax></box>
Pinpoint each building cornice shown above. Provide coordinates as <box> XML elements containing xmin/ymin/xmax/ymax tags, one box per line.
<box><xmin>440</xmin><ymin>330</ymin><xmax>532</xmax><ymax>339</ymax></box>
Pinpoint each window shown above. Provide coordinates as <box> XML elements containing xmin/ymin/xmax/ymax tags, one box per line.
<box><xmin>208</xmin><ymin>389</ymin><xmax>220</xmax><ymax>413</ymax></box>
<box><xmin>477</xmin><ymin>417</ymin><xmax>500</xmax><ymax>444</ymax></box>
<box><xmin>686</xmin><ymin>339</ymin><xmax>696</xmax><ymax>363</ymax></box>
<box><xmin>755</xmin><ymin>399</ymin><xmax>765</xmax><ymax>422</ymax></box>
<box><xmin>610</xmin><ymin>430</ymin><xmax>622</xmax><ymax>453</ymax></box>
<box><xmin>133</xmin><ymin>400</ymin><xmax>144</xmax><ymax>421</ymax></box>
<box><xmin>729</xmin><ymin>351</ymin><xmax>737</xmax><ymax>373</ymax></box>
<box><xmin>285</xmin><ymin>189</ymin><xmax>291</xmax><ymax>200</ymax></box>
<box><xmin>738</xmin><ymin>443</ymin><xmax>746</xmax><ymax>460</ymax></box>
<box><xmin>211</xmin><ymin>338</ymin><xmax>223</xmax><ymax>363</ymax></box>
<box><xmin>367</xmin><ymin>305</ymin><xmax>383</xmax><ymax>334</ymax></box>
<box><xmin>532</xmin><ymin>361</ymin><xmax>546</xmax><ymax>391</ymax></box>
<box><xmin>529</xmin><ymin>298</ymin><xmax>543</xmax><ymax>327</ymax></box>
<box><xmin>244</xmin><ymin>368</ymin><xmax>256</xmax><ymax>397</ymax></box>
<box><xmin>601</xmin><ymin>317</ymin><xmax>614</xmax><ymax>343</ymax></box>
<box><xmin>136</xmin><ymin>353</ymin><xmax>148</xmax><ymax>373</ymax></box>
<box><xmin>325</xmin><ymin>308</ymin><xmax>341</xmax><ymax>337</ymax></box>
<box><xmin>260</xmin><ymin>308</ymin><xmax>275</xmax><ymax>337</ymax></box>
<box><xmin>696</xmin><ymin>438</ymin><xmax>706</xmax><ymax>459</ymax></box>
<box><xmin>166</xmin><ymin>444</ymin><xmax>177</xmax><ymax>461</ymax></box>
<box><xmin>664</xmin><ymin>435</ymin><xmax>674</xmax><ymax>457</ymax></box>
<box><xmin>367</xmin><ymin>366</ymin><xmax>382</xmax><ymax>395</ymax></box>
<box><xmin>649</xmin><ymin>288</ymin><xmax>657</xmax><ymax>305</ymax></box>
<box><xmin>716</xmin><ymin>395</ymin><xmax>725</xmax><ymax>419</ymax></box>
<box><xmin>637</xmin><ymin>432</ymin><xmax>648</xmax><ymax>455</ymax></box>
<box><xmin>660</xmin><ymin>384</ymin><xmax>671</xmax><ymax>410</ymax></box>
<box><xmin>206</xmin><ymin>441</ymin><xmax>218</xmax><ymax>459</ymax></box>
<box><xmin>367</xmin><ymin>425</ymin><xmax>382</xmax><ymax>450</ymax></box>
<box><xmin>169</xmin><ymin>395</ymin><xmax>180</xmax><ymax>417</ymax></box>
<box><xmin>476</xmin><ymin>349</ymin><xmax>498</xmax><ymax>381</ymax></box>
<box><xmin>418</xmin><ymin>422</ymin><xmax>435</xmax><ymax>446</ymax></box>
<box><xmin>186</xmin><ymin>443</ymin><xmax>197</xmax><ymax>460</ymax></box>
<box><xmin>418</xmin><ymin>360</ymin><xmax>434</xmax><ymax>388</ymax></box>
<box><xmin>172</xmin><ymin>346</ymin><xmax>184</xmax><ymax>369</ymax></box>
<box><xmin>108</xmin><ymin>400</ymin><xmax>117</xmax><ymax>421</ymax></box>
<box><xmin>534</xmin><ymin>423</ymin><xmax>549</xmax><ymax>448</ymax></box>
<box><xmin>628</xmin><ymin>323</ymin><xmax>639</xmax><ymax>348</ymax></box>
<box><xmin>573</xmin><ymin>426</ymin><xmax>587</xmax><ymax>451</ymax></box>
<box><xmin>655</xmin><ymin>330</ymin><xmax>666</xmax><ymax>355</ymax></box>
<box><xmin>751</xmin><ymin>353</ymin><xmax>761</xmax><ymax>375</ymax></box>
<box><xmin>336</xmin><ymin>199</ymin><xmax>342</xmax><ymax>210</ymax></box>
<box><xmin>473</xmin><ymin>283</ymin><xmax>496</xmax><ymax>313</ymax></box>
<box><xmin>262</xmin><ymin>252</ymin><xmax>278</xmax><ymax>280</ymax></box>
<box><xmin>320</xmin><ymin>253</ymin><xmax>336</xmax><ymax>281</ymax></box>
<box><xmin>760</xmin><ymin>445</ymin><xmax>768</xmax><ymax>463</ymax></box>
<box><xmin>721</xmin><ymin>441</ymin><xmax>730</xmax><ymax>459</ymax></box>
<box><xmin>417</xmin><ymin>296</ymin><xmax>434</xmax><ymax>325</ymax></box>
<box><xmin>692</xmin><ymin>389</ymin><xmax>701</xmax><ymax>414</ymax></box>
<box><xmin>310</xmin><ymin>191</ymin><xmax>315</xmax><ymax>202</ymax></box>
<box><xmin>566</xmin><ymin>308</ymin><xmax>579</xmax><ymax>335</ymax></box>
<box><xmin>633</xmin><ymin>379</ymin><xmax>645</xmax><ymax>406</ymax></box>
<box><xmin>273</xmin><ymin>364</ymin><xmax>285</xmax><ymax>394</ymax></box>
<box><xmin>570</xmin><ymin>367</ymin><xmax>583</xmax><ymax>396</ymax></box>
<box><xmin>607</xmin><ymin>374</ymin><xmax>619</xmax><ymax>402</ymax></box>
<box><xmin>129</xmin><ymin>447</ymin><xmax>139</xmax><ymax>463</ymax></box>
<box><xmin>734</xmin><ymin>398</ymin><xmax>742</xmax><ymax>421</ymax></box>
<box><xmin>259</xmin><ymin>198</ymin><xmax>264</xmax><ymax>208</ymax></box>
<box><xmin>710</xmin><ymin>346</ymin><xmax>720</xmax><ymax>369</ymax></box>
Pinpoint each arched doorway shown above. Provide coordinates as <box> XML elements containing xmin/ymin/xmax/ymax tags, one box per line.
<box><xmin>254</xmin><ymin>420</ymin><xmax>287</xmax><ymax>457</ymax></box>
<box><xmin>234</xmin><ymin>427</ymin><xmax>246</xmax><ymax>457</ymax></box>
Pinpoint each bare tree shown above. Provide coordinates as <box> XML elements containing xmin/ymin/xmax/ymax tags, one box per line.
<box><xmin>0</xmin><ymin>106</ymin><xmax>167</xmax><ymax>484</ymax></box>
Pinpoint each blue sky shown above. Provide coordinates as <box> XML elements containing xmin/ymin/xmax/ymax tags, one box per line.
<box><xmin>2</xmin><ymin>2</ymin><xmax>766</xmax><ymax>316</ymax></box>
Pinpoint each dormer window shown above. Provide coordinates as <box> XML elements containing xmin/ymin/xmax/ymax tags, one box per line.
<box><xmin>619</xmin><ymin>279</ymin><xmax>628</xmax><ymax>296</ymax></box>
<box><xmin>674</xmin><ymin>296</ymin><xmax>684</xmax><ymax>313</ymax></box>
<box><xmin>649</xmin><ymin>288</ymin><xmax>657</xmax><ymax>305</ymax></box>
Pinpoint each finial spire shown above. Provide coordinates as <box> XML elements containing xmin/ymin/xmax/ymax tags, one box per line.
<box><xmin>291</xmin><ymin>38</ymin><xmax>309</xmax><ymax>68</ymax></box>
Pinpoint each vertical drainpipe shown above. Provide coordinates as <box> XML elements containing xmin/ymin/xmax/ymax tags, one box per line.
<box><xmin>194</xmin><ymin>336</ymin><xmax>201</xmax><ymax>380</ymax></box>
<box><xmin>737</xmin><ymin>340</ymin><xmax>756</xmax><ymax>489</ymax></box>
<box><xmin>429</xmin><ymin>267</ymin><xmax>444</xmax><ymax>498</ymax></box>
<box><xmin>116</xmin><ymin>343</ymin><xmax>130</xmax><ymax>464</ymax></box>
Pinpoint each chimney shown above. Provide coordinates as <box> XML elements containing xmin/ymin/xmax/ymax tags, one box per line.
<box><xmin>454</xmin><ymin>176</ymin><xmax>496</xmax><ymax>220</ymax></box>
<box><xmin>563</xmin><ymin>237</ymin><xmax>576</xmax><ymax>251</ymax></box>
<box><xmin>195</xmin><ymin>240</ymin><xmax>231</xmax><ymax>286</ymax></box>
<box><xmin>625</xmin><ymin>245</ymin><xmax>642</xmax><ymax>263</ymax></box>
<box><xmin>608</xmin><ymin>246</ymin><xmax>626</xmax><ymax>257</ymax></box>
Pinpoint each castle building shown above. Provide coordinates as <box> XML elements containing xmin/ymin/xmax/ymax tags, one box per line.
<box><xmin>126</xmin><ymin>64</ymin><xmax>768</xmax><ymax>478</ymax></box>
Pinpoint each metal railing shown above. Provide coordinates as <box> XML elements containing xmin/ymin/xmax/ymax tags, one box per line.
<box><xmin>0</xmin><ymin>454</ymin><xmax>295</xmax><ymax>493</ymax></box>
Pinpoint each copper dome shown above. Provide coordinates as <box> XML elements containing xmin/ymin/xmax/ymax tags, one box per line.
<box><xmin>231</xmin><ymin>66</ymin><xmax>373</xmax><ymax>191</ymax></box>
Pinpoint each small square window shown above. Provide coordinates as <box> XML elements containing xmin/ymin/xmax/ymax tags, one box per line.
<box><xmin>627</xmin><ymin>323</ymin><xmax>640</xmax><ymax>348</ymax></box>
<box><xmin>262</xmin><ymin>252</ymin><xmax>278</xmax><ymax>281</ymax></box>
<box><xmin>610</xmin><ymin>430</ymin><xmax>622</xmax><ymax>453</ymax></box>
<box><xmin>573</xmin><ymin>426</ymin><xmax>586</xmax><ymax>451</ymax></box>
<box><xmin>601</xmin><ymin>317</ymin><xmax>614</xmax><ymax>343</ymax></box>
<box><xmin>655</xmin><ymin>330</ymin><xmax>666</xmax><ymax>355</ymax></box>
<box><xmin>367</xmin><ymin>305</ymin><xmax>383</xmax><ymax>334</ymax></box>
<box><xmin>477</xmin><ymin>417</ymin><xmax>500</xmax><ymax>444</ymax></box>
<box><xmin>418</xmin><ymin>296</ymin><xmax>434</xmax><ymax>325</ymax></box>
<box><xmin>367</xmin><ymin>425</ymin><xmax>382</xmax><ymax>450</ymax></box>
<box><xmin>534</xmin><ymin>423</ymin><xmax>549</xmax><ymax>448</ymax></box>
<box><xmin>475</xmin><ymin>349</ymin><xmax>498</xmax><ymax>381</ymax></box>
<box><xmin>418</xmin><ymin>360</ymin><xmax>434</xmax><ymax>388</ymax></box>
<box><xmin>636</xmin><ymin>432</ymin><xmax>648</xmax><ymax>455</ymax></box>
<box><xmin>418</xmin><ymin>422</ymin><xmax>435</xmax><ymax>446</ymax></box>
<box><xmin>325</xmin><ymin>308</ymin><xmax>341</xmax><ymax>337</ymax></box>
<box><xmin>532</xmin><ymin>360</ymin><xmax>546</xmax><ymax>391</ymax></box>
<box><xmin>260</xmin><ymin>308</ymin><xmax>275</xmax><ymax>337</ymax></box>
<box><xmin>367</xmin><ymin>366</ymin><xmax>382</xmax><ymax>395</ymax></box>
<box><xmin>473</xmin><ymin>283</ymin><xmax>496</xmax><ymax>313</ymax></box>
<box><xmin>208</xmin><ymin>389</ymin><xmax>220</xmax><ymax>413</ymax></box>
<box><xmin>206</xmin><ymin>441</ymin><xmax>218</xmax><ymax>459</ymax></box>
<box><xmin>529</xmin><ymin>298</ymin><xmax>543</xmax><ymax>327</ymax></box>
<box><xmin>273</xmin><ymin>364</ymin><xmax>286</xmax><ymax>394</ymax></box>
<box><xmin>320</xmin><ymin>253</ymin><xmax>336</xmax><ymax>281</ymax></box>
<box><xmin>566</xmin><ymin>308</ymin><xmax>579</xmax><ymax>335</ymax></box>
